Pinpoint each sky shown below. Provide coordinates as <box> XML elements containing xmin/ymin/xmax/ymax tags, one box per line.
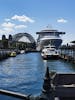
<box><xmin>0</xmin><ymin>0</ymin><xmax>75</xmax><ymax>44</ymax></box>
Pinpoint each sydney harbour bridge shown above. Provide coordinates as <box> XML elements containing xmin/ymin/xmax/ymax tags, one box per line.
<box><xmin>13</xmin><ymin>33</ymin><xmax>35</xmax><ymax>43</ymax></box>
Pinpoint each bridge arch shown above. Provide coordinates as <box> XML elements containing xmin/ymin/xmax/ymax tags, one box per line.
<box><xmin>13</xmin><ymin>33</ymin><xmax>35</xmax><ymax>43</ymax></box>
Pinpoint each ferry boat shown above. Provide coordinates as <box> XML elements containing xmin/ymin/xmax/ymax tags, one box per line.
<box><xmin>10</xmin><ymin>51</ymin><xmax>16</xmax><ymax>57</ymax></box>
<box><xmin>36</xmin><ymin>26</ymin><xmax>65</xmax><ymax>51</ymax></box>
<box><xmin>41</xmin><ymin>45</ymin><xmax>59</xmax><ymax>59</ymax></box>
<box><xmin>20</xmin><ymin>50</ymin><xmax>25</xmax><ymax>54</ymax></box>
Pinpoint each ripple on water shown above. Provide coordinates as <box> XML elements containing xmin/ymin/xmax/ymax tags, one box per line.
<box><xmin>0</xmin><ymin>53</ymin><xmax>75</xmax><ymax>96</ymax></box>
<box><xmin>0</xmin><ymin>53</ymin><xmax>44</xmax><ymax>95</ymax></box>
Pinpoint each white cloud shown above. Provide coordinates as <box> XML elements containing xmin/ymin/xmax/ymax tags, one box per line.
<box><xmin>2</xmin><ymin>22</ymin><xmax>15</xmax><ymax>28</ymax></box>
<box><xmin>0</xmin><ymin>29</ymin><xmax>5</xmax><ymax>39</ymax></box>
<box><xmin>15</xmin><ymin>25</ymin><xmax>27</xmax><ymax>29</ymax></box>
<box><xmin>0</xmin><ymin>22</ymin><xmax>27</xmax><ymax>38</ymax></box>
<box><xmin>57</xmin><ymin>18</ymin><xmax>68</xmax><ymax>23</ymax></box>
<box><xmin>5</xmin><ymin>18</ymin><xmax>11</xmax><ymax>22</ymax></box>
<box><xmin>3</xmin><ymin>27</ymin><xmax>14</xmax><ymax>32</ymax></box>
<box><xmin>11</xmin><ymin>15</ymin><xmax>35</xmax><ymax>23</ymax></box>
<box><xmin>0</xmin><ymin>14</ymin><xmax>34</xmax><ymax>38</ymax></box>
<box><xmin>0</xmin><ymin>29</ymin><xmax>5</xmax><ymax>34</ymax></box>
<box><xmin>0</xmin><ymin>22</ymin><xmax>15</xmax><ymax>38</ymax></box>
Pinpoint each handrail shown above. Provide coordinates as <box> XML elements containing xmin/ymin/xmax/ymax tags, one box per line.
<box><xmin>0</xmin><ymin>89</ymin><xmax>28</xmax><ymax>99</ymax></box>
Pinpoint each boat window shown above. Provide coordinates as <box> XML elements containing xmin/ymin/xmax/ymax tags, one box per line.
<box><xmin>46</xmin><ymin>47</ymin><xmax>49</xmax><ymax>48</ymax></box>
<box><xmin>51</xmin><ymin>47</ymin><xmax>55</xmax><ymax>48</ymax></box>
<box><xmin>55</xmin><ymin>51</ymin><xmax>57</xmax><ymax>54</ymax></box>
<box><xmin>50</xmin><ymin>50</ymin><xmax>54</xmax><ymax>51</ymax></box>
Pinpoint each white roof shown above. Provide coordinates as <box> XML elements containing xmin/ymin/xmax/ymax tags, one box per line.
<box><xmin>18</xmin><ymin>36</ymin><xmax>31</xmax><ymax>43</ymax></box>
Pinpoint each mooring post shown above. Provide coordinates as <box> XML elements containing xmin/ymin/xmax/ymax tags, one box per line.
<box><xmin>39</xmin><ymin>66</ymin><xmax>55</xmax><ymax>100</ymax></box>
<box><xmin>42</xmin><ymin>66</ymin><xmax>51</xmax><ymax>93</ymax></box>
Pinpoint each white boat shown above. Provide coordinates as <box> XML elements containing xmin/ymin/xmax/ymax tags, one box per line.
<box><xmin>41</xmin><ymin>45</ymin><xmax>59</xmax><ymax>59</ymax></box>
<box><xmin>10</xmin><ymin>51</ymin><xmax>16</xmax><ymax>57</ymax></box>
<box><xmin>36</xmin><ymin>26</ymin><xmax>65</xmax><ymax>51</ymax></box>
<box><xmin>20</xmin><ymin>50</ymin><xmax>25</xmax><ymax>54</ymax></box>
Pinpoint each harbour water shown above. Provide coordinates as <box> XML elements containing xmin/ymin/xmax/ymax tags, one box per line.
<box><xmin>0</xmin><ymin>52</ymin><xmax>75</xmax><ymax>99</ymax></box>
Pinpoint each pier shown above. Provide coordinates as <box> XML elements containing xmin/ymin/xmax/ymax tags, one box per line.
<box><xmin>0</xmin><ymin>50</ymin><xmax>11</xmax><ymax>60</ymax></box>
<box><xmin>0</xmin><ymin>49</ymin><xmax>20</xmax><ymax>60</ymax></box>
<box><xmin>59</xmin><ymin>44</ymin><xmax>75</xmax><ymax>63</ymax></box>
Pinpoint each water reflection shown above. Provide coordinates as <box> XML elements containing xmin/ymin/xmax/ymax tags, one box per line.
<box><xmin>0</xmin><ymin>53</ymin><xmax>44</xmax><ymax>96</ymax></box>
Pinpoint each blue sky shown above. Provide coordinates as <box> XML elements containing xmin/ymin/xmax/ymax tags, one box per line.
<box><xmin>0</xmin><ymin>0</ymin><xmax>75</xmax><ymax>44</ymax></box>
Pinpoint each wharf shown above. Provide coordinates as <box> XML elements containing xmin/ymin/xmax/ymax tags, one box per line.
<box><xmin>25</xmin><ymin>49</ymin><xmax>40</xmax><ymax>53</ymax></box>
<box><xmin>0</xmin><ymin>50</ymin><xmax>11</xmax><ymax>60</ymax></box>
<box><xmin>0</xmin><ymin>49</ymin><xmax>20</xmax><ymax>60</ymax></box>
<box><xmin>59</xmin><ymin>45</ymin><xmax>75</xmax><ymax>63</ymax></box>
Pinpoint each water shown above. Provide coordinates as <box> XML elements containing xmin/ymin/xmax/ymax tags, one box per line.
<box><xmin>0</xmin><ymin>53</ymin><xmax>75</xmax><ymax>99</ymax></box>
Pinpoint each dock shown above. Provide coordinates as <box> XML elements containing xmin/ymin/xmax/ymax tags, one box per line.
<box><xmin>59</xmin><ymin>45</ymin><xmax>75</xmax><ymax>63</ymax></box>
<box><xmin>0</xmin><ymin>49</ymin><xmax>20</xmax><ymax>61</ymax></box>
<box><xmin>0</xmin><ymin>50</ymin><xmax>10</xmax><ymax>60</ymax></box>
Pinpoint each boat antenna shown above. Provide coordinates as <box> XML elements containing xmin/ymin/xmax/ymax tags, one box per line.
<box><xmin>46</xmin><ymin>24</ymin><xmax>53</xmax><ymax>30</ymax></box>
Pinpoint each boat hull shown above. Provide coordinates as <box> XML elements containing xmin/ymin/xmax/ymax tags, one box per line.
<box><xmin>40</xmin><ymin>39</ymin><xmax>62</xmax><ymax>49</ymax></box>
<box><xmin>42</xmin><ymin>54</ymin><xmax>59</xmax><ymax>60</ymax></box>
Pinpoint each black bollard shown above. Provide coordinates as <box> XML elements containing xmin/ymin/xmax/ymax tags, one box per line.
<box><xmin>39</xmin><ymin>66</ymin><xmax>55</xmax><ymax>100</ymax></box>
<box><xmin>42</xmin><ymin>66</ymin><xmax>51</xmax><ymax>94</ymax></box>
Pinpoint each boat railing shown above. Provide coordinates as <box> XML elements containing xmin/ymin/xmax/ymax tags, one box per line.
<box><xmin>0</xmin><ymin>89</ymin><xmax>31</xmax><ymax>99</ymax></box>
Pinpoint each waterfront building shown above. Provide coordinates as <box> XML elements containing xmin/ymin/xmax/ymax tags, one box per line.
<box><xmin>0</xmin><ymin>40</ymin><xmax>3</xmax><ymax>49</ymax></box>
<box><xmin>36</xmin><ymin>27</ymin><xmax>65</xmax><ymax>51</ymax></box>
